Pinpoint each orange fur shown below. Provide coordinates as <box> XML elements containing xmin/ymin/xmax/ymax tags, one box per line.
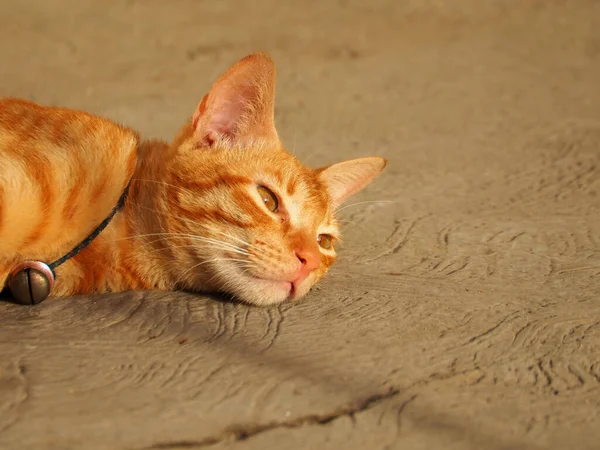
<box><xmin>0</xmin><ymin>53</ymin><xmax>387</xmax><ymax>306</ymax></box>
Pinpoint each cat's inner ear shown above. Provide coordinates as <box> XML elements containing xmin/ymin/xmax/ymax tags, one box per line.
<box><xmin>192</xmin><ymin>52</ymin><xmax>279</xmax><ymax>148</ymax></box>
<box><xmin>318</xmin><ymin>157</ymin><xmax>388</xmax><ymax>209</ymax></box>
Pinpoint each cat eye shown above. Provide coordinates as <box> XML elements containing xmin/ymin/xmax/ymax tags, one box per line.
<box><xmin>317</xmin><ymin>234</ymin><xmax>333</xmax><ymax>250</ymax></box>
<box><xmin>257</xmin><ymin>186</ymin><xmax>279</xmax><ymax>212</ymax></box>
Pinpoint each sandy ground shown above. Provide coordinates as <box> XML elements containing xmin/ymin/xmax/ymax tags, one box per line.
<box><xmin>1</xmin><ymin>1</ymin><xmax>600</xmax><ymax>449</ymax></box>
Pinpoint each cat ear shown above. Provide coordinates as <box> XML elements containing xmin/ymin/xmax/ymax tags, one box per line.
<box><xmin>318</xmin><ymin>157</ymin><xmax>388</xmax><ymax>208</ymax></box>
<box><xmin>192</xmin><ymin>52</ymin><xmax>279</xmax><ymax>148</ymax></box>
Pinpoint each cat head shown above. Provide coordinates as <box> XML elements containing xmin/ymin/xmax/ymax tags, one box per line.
<box><xmin>157</xmin><ymin>53</ymin><xmax>386</xmax><ymax>305</ymax></box>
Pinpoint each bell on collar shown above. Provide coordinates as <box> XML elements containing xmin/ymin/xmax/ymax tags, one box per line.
<box><xmin>7</xmin><ymin>261</ymin><xmax>55</xmax><ymax>305</ymax></box>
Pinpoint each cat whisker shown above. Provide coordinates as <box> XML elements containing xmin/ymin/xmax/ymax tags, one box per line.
<box><xmin>131</xmin><ymin>203</ymin><xmax>203</xmax><ymax>229</ymax></box>
<box><xmin>335</xmin><ymin>200</ymin><xmax>397</xmax><ymax>214</ymax></box>
<box><xmin>117</xmin><ymin>232</ymin><xmax>250</xmax><ymax>256</ymax></box>
<box><xmin>132</xmin><ymin>178</ymin><xmax>197</xmax><ymax>198</ymax></box>
<box><xmin>188</xmin><ymin>237</ymin><xmax>249</xmax><ymax>255</ymax></box>
<box><xmin>151</xmin><ymin>240</ymin><xmax>249</xmax><ymax>258</ymax></box>
<box><xmin>146</xmin><ymin>235</ymin><xmax>250</xmax><ymax>256</ymax></box>
<box><xmin>135</xmin><ymin>203</ymin><xmax>263</xmax><ymax>257</ymax></box>
<box><xmin>174</xmin><ymin>257</ymin><xmax>254</xmax><ymax>286</ymax></box>
<box><xmin>174</xmin><ymin>258</ymin><xmax>221</xmax><ymax>286</ymax></box>
<box><xmin>336</xmin><ymin>219</ymin><xmax>368</xmax><ymax>231</ymax></box>
<box><xmin>150</xmin><ymin>241</ymin><xmax>249</xmax><ymax>257</ymax></box>
<box><xmin>209</xmin><ymin>229</ymin><xmax>262</xmax><ymax>253</ymax></box>
<box><xmin>302</xmin><ymin>152</ymin><xmax>315</xmax><ymax>166</ymax></box>
<box><xmin>131</xmin><ymin>205</ymin><xmax>258</xmax><ymax>254</ymax></box>
<box><xmin>234</xmin><ymin>262</ymin><xmax>258</xmax><ymax>268</ymax></box>
<box><xmin>142</xmin><ymin>243</ymin><xmax>250</xmax><ymax>257</ymax></box>
<box><xmin>291</xmin><ymin>128</ymin><xmax>297</xmax><ymax>157</ymax></box>
<box><xmin>114</xmin><ymin>232</ymin><xmax>185</xmax><ymax>242</ymax></box>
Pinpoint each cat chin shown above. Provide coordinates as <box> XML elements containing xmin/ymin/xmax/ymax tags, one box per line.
<box><xmin>209</xmin><ymin>263</ymin><xmax>315</xmax><ymax>306</ymax></box>
<box><xmin>235</xmin><ymin>275</ymin><xmax>315</xmax><ymax>306</ymax></box>
<box><xmin>224</xmin><ymin>273</ymin><xmax>311</xmax><ymax>306</ymax></box>
<box><xmin>239</xmin><ymin>277</ymin><xmax>293</xmax><ymax>306</ymax></box>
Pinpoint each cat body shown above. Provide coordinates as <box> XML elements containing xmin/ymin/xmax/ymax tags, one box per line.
<box><xmin>0</xmin><ymin>53</ymin><xmax>386</xmax><ymax>305</ymax></box>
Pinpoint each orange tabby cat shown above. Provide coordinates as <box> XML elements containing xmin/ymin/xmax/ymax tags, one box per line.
<box><xmin>0</xmin><ymin>53</ymin><xmax>386</xmax><ymax>305</ymax></box>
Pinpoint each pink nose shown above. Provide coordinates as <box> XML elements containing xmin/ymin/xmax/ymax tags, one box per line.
<box><xmin>293</xmin><ymin>248</ymin><xmax>320</xmax><ymax>284</ymax></box>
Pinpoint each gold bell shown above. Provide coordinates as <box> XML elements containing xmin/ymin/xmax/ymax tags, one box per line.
<box><xmin>7</xmin><ymin>261</ymin><xmax>55</xmax><ymax>305</ymax></box>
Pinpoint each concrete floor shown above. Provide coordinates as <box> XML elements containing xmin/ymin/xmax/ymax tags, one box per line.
<box><xmin>1</xmin><ymin>1</ymin><xmax>600</xmax><ymax>449</ymax></box>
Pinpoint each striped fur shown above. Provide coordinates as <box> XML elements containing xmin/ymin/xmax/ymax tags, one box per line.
<box><xmin>0</xmin><ymin>53</ymin><xmax>386</xmax><ymax>305</ymax></box>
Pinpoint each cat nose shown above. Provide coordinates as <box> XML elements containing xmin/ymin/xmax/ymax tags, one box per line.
<box><xmin>293</xmin><ymin>248</ymin><xmax>320</xmax><ymax>283</ymax></box>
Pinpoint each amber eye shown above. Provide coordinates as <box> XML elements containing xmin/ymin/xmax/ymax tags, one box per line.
<box><xmin>257</xmin><ymin>186</ymin><xmax>279</xmax><ymax>212</ymax></box>
<box><xmin>317</xmin><ymin>234</ymin><xmax>333</xmax><ymax>250</ymax></box>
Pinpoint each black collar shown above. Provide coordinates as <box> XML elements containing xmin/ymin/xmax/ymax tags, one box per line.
<box><xmin>48</xmin><ymin>180</ymin><xmax>132</xmax><ymax>273</ymax></box>
<box><xmin>5</xmin><ymin>179</ymin><xmax>132</xmax><ymax>305</ymax></box>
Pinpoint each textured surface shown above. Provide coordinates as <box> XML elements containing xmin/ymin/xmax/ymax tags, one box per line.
<box><xmin>1</xmin><ymin>1</ymin><xmax>600</xmax><ymax>449</ymax></box>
